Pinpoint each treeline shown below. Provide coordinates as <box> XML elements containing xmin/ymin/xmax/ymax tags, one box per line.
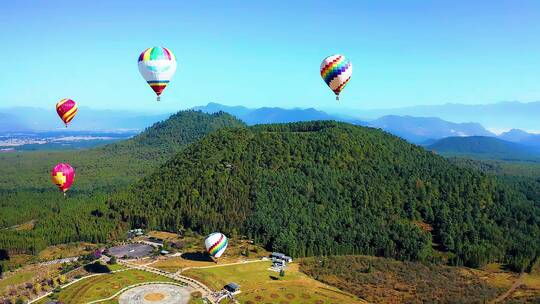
<box><xmin>110</xmin><ymin>121</ymin><xmax>540</xmax><ymax>270</ymax></box>
<box><xmin>0</xmin><ymin>111</ymin><xmax>244</xmax><ymax>254</ymax></box>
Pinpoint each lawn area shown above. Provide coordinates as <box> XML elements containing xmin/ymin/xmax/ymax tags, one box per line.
<box><xmin>183</xmin><ymin>261</ymin><xmax>365</xmax><ymax>304</ymax></box>
<box><xmin>0</xmin><ymin>269</ymin><xmax>35</xmax><ymax>293</ymax></box>
<box><xmin>2</xmin><ymin>254</ymin><xmax>35</xmax><ymax>270</ymax></box>
<box><xmin>152</xmin><ymin>256</ymin><xmax>218</xmax><ymax>272</ymax></box>
<box><xmin>152</xmin><ymin>238</ymin><xmax>270</xmax><ymax>273</ymax></box>
<box><xmin>0</xmin><ymin>263</ymin><xmax>60</xmax><ymax>296</ymax></box>
<box><xmin>38</xmin><ymin>242</ymin><xmax>97</xmax><ymax>261</ymax></box>
<box><xmin>36</xmin><ymin>269</ymin><xmax>176</xmax><ymax>304</ymax></box>
<box><xmin>107</xmin><ymin>263</ymin><xmax>127</xmax><ymax>271</ymax></box>
<box><xmin>509</xmin><ymin>274</ymin><xmax>540</xmax><ymax>302</ymax></box>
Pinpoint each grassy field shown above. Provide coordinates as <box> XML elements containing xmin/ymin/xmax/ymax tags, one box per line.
<box><xmin>152</xmin><ymin>238</ymin><xmax>270</xmax><ymax>273</ymax></box>
<box><xmin>300</xmin><ymin>255</ymin><xmax>508</xmax><ymax>303</ymax></box>
<box><xmin>0</xmin><ymin>270</ymin><xmax>35</xmax><ymax>293</ymax></box>
<box><xmin>299</xmin><ymin>256</ymin><xmax>540</xmax><ymax>303</ymax></box>
<box><xmin>2</xmin><ymin>254</ymin><xmax>35</xmax><ymax>270</ymax></box>
<box><xmin>36</xmin><ymin>269</ymin><xmax>176</xmax><ymax>304</ymax></box>
<box><xmin>38</xmin><ymin>242</ymin><xmax>97</xmax><ymax>261</ymax></box>
<box><xmin>0</xmin><ymin>263</ymin><xmax>60</xmax><ymax>296</ymax></box>
<box><xmin>507</xmin><ymin>274</ymin><xmax>540</xmax><ymax>302</ymax></box>
<box><xmin>183</xmin><ymin>260</ymin><xmax>366</xmax><ymax>304</ymax></box>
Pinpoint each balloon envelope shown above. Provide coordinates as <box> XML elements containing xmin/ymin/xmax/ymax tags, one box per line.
<box><xmin>138</xmin><ymin>47</ymin><xmax>177</xmax><ymax>100</ymax></box>
<box><xmin>56</xmin><ymin>98</ymin><xmax>78</xmax><ymax>126</ymax></box>
<box><xmin>204</xmin><ymin>232</ymin><xmax>228</xmax><ymax>258</ymax></box>
<box><xmin>320</xmin><ymin>54</ymin><xmax>352</xmax><ymax>100</ymax></box>
<box><xmin>51</xmin><ymin>163</ymin><xmax>75</xmax><ymax>193</ymax></box>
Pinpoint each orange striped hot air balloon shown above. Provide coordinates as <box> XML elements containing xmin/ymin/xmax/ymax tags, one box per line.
<box><xmin>56</xmin><ymin>98</ymin><xmax>78</xmax><ymax>127</ymax></box>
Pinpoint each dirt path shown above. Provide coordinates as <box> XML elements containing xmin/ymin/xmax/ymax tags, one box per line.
<box><xmin>491</xmin><ymin>272</ymin><xmax>525</xmax><ymax>303</ymax></box>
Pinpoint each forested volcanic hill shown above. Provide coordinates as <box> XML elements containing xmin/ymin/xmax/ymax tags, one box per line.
<box><xmin>0</xmin><ymin>111</ymin><xmax>245</xmax><ymax>253</ymax></box>
<box><xmin>109</xmin><ymin>121</ymin><xmax>540</xmax><ymax>270</ymax></box>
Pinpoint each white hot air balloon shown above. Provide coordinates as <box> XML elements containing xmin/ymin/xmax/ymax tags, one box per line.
<box><xmin>137</xmin><ymin>47</ymin><xmax>177</xmax><ymax>101</ymax></box>
<box><xmin>204</xmin><ymin>232</ymin><xmax>228</xmax><ymax>259</ymax></box>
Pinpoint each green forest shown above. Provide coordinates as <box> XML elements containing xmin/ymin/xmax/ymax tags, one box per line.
<box><xmin>1</xmin><ymin>111</ymin><xmax>540</xmax><ymax>274</ymax></box>
<box><xmin>0</xmin><ymin>111</ymin><xmax>244</xmax><ymax>255</ymax></box>
<box><xmin>109</xmin><ymin>120</ymin><xmax>540</xmax><ymax>271</ymax></box>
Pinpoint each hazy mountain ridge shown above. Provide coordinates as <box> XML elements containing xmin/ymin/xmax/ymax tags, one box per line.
<box><xmin>0</xmin><ymin>107</ymin><xmax>171</xmax><ymax>131</ymax></box>
<box><xmin>344</xmin><ymin>101</ymin><xmax>540</xmax><ymax>131</ymax></box>
<box><xmin>428</xmin><ymin>136</ymin><xmax>540</xmax><ymax>161</ymax></box>
<box><xmin>192</xmin><ymin>102</ymin><xmax>357</xmax><ymax>125</ymax></box>
<box><xmin>368</xmin><ymin>115</ymin><xmax>494</xmax><ymax>143</ymax></box>
<box><xmin>193</xmin><ymin>103</ymin><xmax>497</xmax><ymax>143</ymax></box>
<box><xmin>3</xmin><ymin>103</ymin><xmax>540</xmax><ymax>155</ymax></box>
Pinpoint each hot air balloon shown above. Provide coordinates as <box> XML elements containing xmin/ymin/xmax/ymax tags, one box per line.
<box><xmin>56</xmin><ymin>98</ymin><xmax>78</xmax><ymax>127</ymax></box>
<box><xmin>204</xmin><ymin>232</ymin><xmax>228</xmax><ymax>261</ymax></box>
<box><xmin>138</xmin><ymin>47</ymin><xmax>177</xmax><ymax>101</ymax></box>
<box><xmin>320</xmin><ymin>54</ymin><xmax>353</xmax><ymax>100</ymax></box>
<box><xmin>51</xmin><ymin>163</ymin><xmax>75</xmax><ymax>196</ymax></box>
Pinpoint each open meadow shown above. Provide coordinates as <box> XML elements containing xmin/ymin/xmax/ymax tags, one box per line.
<box><xmin>300</xmin><ymin>256</ymin><xmax>540</xmax><ymax>303</ymax></box>
<box><xmin>150</xmin><ymin>236</ymin><xmax>270</xmax><ymax>273</ymax></box>
<box><xmin>183</xmin><ymin>260</ymin><xmax>366</xmax><ymax>304</ymax></box>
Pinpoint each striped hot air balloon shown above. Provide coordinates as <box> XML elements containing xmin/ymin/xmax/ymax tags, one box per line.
<box><xmin>56</xmin><ymin>98</ymin><xmax>78</xmax><ymax>127</ymax></box>
<box><xmin>320</xmin><ymin>54</ymin><xmax>353</xmax><ymax>100</ymax></box>
<box><xmin>204</xmin><ymin>232</ymin><xmax>228</xmax><ymax>260</ymax></box>
<box><xmin>51</xmin><ymin>163</ymin><xmax>75</xmax><ymax>196</ymax></box>
<box><xmin>138</xmin><ymin>47</ymin><xmax>177</xmax><ymax>102</ymax></box>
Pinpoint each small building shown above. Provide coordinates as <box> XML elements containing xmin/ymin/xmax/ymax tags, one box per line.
<box><xmin>271</xmin><ymin>252</ymin><xmax>292</xmax><ymax>263</ymax></box>
<box><xmin>127</xmin><ymin>228</ymin><xmax>144</xmax><ymax>238</ymax></box>
<box><xmin>272</xmin><ymin>258</ymin><xmax>285</xmax><ymax>268</ymax></box>
<box><xmin>224</xmin><ymin>282</ymin><xmax>240</xmax><ymax>294</ymax></box>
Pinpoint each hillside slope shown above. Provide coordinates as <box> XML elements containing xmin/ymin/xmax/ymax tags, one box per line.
<box><xmin>110</xmin><ymin>121</ymin><xmax>540</xmax><ymax>270</ymax></box>
<box><xmin>0</xmin><ymin>111</ymin><xmax>245</xmax><ymax>253</ymax></box>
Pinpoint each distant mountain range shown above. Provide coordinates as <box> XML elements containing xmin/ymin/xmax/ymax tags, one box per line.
<box><xmin>192</xmin><ymin>102</ymin><xmax>346</xmax><ymax>125</ymax></box>
<box><xmin>0</xmin><ymin>107</ymin><xmax>170</xmax><ymax>132</ymax></box>
<box><xmin>337</xmin><ymin>101</ymin><xmax>540</xmax><ymax>131</ymax></box>
<box><xmin>428</xmin><ymin>136</ymin><xmax>540</xmax><ymax>161</ymax></box>
<box><xmin>368</xmin><ymin>115</ymin><xmax>495</xmax><ymax>144</ymax></box>
<box><xmin>193</xmin><ymin>103</ymin><xmax>498</xmax><ymax>143</ymax></box>
<box><xmin>3</xmin><ymin>102</ymin><xmax>540</xmax><ymax>160</ymax></box>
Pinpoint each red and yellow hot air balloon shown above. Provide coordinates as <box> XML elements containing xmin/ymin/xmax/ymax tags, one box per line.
<box><xmin>51</xmin><ymin>163</ymin><xmax>75</xmax><ymax>195</ymax></box>
<box><xmin>56</xmin><ymin>98</ymin><xmax>78</xmax><ymax>127</ymax></box>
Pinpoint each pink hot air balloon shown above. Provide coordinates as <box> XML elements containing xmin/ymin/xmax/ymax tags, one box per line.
<box><xmin>51</xmin><ymin>163</ymin><xmax>75</xmax><ymax>195</ymax></box>
<box><xmin>56</xmin><ymin>98</ymin><xmax>78</xmax><ymax>127</ymax></box>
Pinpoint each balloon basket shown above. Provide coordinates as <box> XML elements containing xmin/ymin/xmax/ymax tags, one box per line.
<box><xmin>336</xmin><ymin>96</ymin><xmax>340</xmax><ymax>101</ymax></box>
<box><xmin>156</xmin><ymin>96</ymin><xmax>161</xmax><ymax>102</ymax></box>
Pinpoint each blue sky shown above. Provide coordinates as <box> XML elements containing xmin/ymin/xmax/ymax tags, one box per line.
<box><xmin>1</xmin><ymin>0</ymin><xmax>539</xmax><ymax>113</ymax></box>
